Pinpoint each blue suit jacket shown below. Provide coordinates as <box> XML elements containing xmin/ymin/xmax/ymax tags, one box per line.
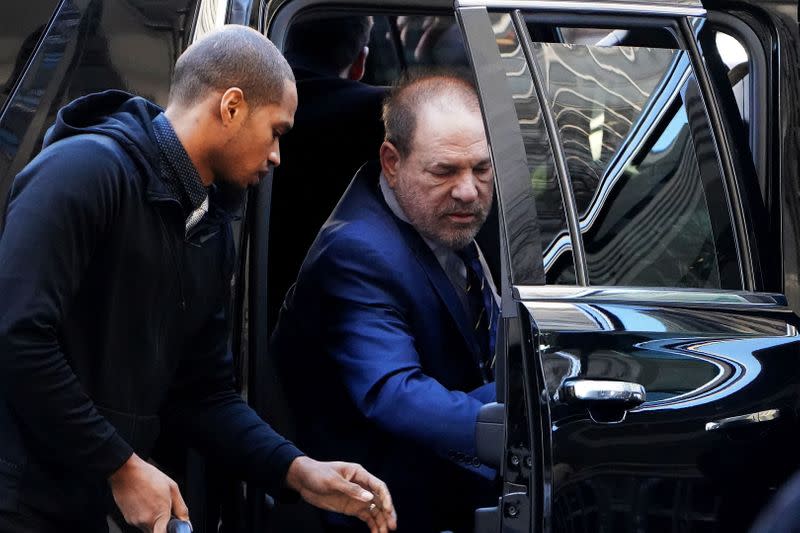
<box><xmin>271</xmin><ymin>161</ymin><xmax>496</xmax><ymax>531</ymax></box>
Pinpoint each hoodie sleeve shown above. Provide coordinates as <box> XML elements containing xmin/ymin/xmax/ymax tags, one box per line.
<box><xmin>160</xmin><ymin>223</ymin><xmax>304</xmax><ymax>498</ymax></box>
<box><xmin>0</xmin><ymin>135</ymin><xmax>134</xmax><ymax>477</ymax></box>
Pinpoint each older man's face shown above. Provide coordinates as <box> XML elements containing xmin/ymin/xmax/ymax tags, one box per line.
<box><xmin>384</xmin><ymin>103</ymin><xmax>493</xmax><ymax>250</ymax></box>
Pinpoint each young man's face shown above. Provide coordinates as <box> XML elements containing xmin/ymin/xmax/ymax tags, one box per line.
<box><xmin>216</xmin><ymin>79</ymin><xmax>297</xmax><ymax>189</ymax></box>
<box><xmin>383</xmin><ymin>103</ymin><xmax>494</xmax><ymax>250</ymax></box>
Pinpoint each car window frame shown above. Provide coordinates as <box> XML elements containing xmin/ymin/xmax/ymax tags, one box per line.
<box><xmin>700</xmin><ymin>10</ymin><xmax>780</xmax><ymax>296</ymax></box>
<box><xmin>479</xmin><ymin>6</ymin><xmax>759</xmax><ymax>292</ymax></box>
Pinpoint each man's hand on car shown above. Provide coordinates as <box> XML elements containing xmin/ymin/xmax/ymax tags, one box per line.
<box><xmin>108</xmin><ymin>453</ymin><xmax>191</xmax><ymax>533</ymax></box>
<box><xmin>285</xmin><ymin>456</ymin><xmax>398</xmax><ymax>533</ymax></box>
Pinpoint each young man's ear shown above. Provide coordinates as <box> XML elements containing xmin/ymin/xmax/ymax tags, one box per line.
<box><xmin>219</xmin><ymin>87</ymin><xmax>246</xmax><ymax>125</ymax></box>
<box><xmin>380</xmin><ymin>141</ymin><xmax>401</xmax><ymax>188</ymax></box>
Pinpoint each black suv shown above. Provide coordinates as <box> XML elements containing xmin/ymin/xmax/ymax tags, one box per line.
<box><xmin>1</xmin><ymin>0</ymin><xmax>799</xmax><ymax>532</ymax></box>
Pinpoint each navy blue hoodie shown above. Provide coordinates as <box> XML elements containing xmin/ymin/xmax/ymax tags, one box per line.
<box><xmin>0</xmin><ymin>90</ymin><xmax>302</xmax><ymax>525</ymax></box>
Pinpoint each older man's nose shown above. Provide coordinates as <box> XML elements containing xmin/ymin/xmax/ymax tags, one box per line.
<box><xmin>451</xmin><ymin>173</ymin><xmax>479</xmax><ymax>203</ymax></box>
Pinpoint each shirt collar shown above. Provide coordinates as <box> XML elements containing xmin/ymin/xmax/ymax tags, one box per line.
<box><xmin>379</xmin><ymin>173</ymin><xmax>499</xmax><ymax>304</ymax></box>
<box><xmin>152</xmin><ymin>113</ymin><xmax>207</xmax><ymax>213</ymax></box>
<box><xmin>379</xmin><ymin>172</ymin><xmax>464</xmax><ymax>281</ymax></box>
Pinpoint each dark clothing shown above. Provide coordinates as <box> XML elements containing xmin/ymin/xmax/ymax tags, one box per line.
<box><xmin>0</xmin><ymin>501</ymin><xmax>109</xmax><ymax>533</ymax></box>
<box><xmin>151</xmin><ymin>112</ymin><xmax>207</xmax><ymax>216</ymax></box>
<box><xmin>0</xmin><ymin>90</ymin><xmax>302</xmax><ymax>528</ymax></box>
<box><xmin>267</xmin><ymin>66</ymin><xmax>386</xmax><ymax>333</ymax></box>
<box><xmin>271</xmin><ymin>162</ymin><xmax>496</xmax><ymax>533</ymax></box>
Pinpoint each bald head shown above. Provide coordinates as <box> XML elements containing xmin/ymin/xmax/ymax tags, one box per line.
<box><xmin>169</xmin><ymin>25</ymin><xmax>295</xmax><ymax>108</ymax></box>
<box><xmin>382</xmin><ymin>69</ymin><xmax>480</xmax><ymax>157</ymax></box>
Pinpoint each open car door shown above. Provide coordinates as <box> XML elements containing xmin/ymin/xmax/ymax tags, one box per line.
<box><xmin>460</xmin><ymin>2</ymin><xmax>800</xmax><ymax>531</ymax></box>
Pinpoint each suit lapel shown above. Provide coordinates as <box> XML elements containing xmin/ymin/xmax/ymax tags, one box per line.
<box><xmin>382</xmin><ymin>196</ymin><xmax>485</xmax><ymax>366</ymax></box>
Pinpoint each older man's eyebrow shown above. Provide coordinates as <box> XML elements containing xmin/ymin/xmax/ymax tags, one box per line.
<box><xmin>430</xmin><ymin>162</ymin><xmax>459</xmax><ymax>171</ymax></box>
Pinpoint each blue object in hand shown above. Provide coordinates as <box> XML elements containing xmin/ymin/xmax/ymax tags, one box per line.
<box><xmin>167</xmin><ymin>518</ymin><xmax>192</xmax><ymax>533</ymax></box>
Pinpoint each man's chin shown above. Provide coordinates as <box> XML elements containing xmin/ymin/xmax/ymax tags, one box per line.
<box><xmin>431</xmin><ymin>229</ymin><xmax>480</xmax><ymax>251</ymax></box>
<box><xmin>215</xmin><ymin>175</ymin><xmax>252</xmax><ymax>191</ymax></box>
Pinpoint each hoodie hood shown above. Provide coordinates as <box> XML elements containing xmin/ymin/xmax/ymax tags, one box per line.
<box><xmin>44</xmin><ymin>90</ymin><xmax>163</xmax><ymax>173</ymax></box>
<box><xmin>43</xmin><ymin>90</ymin><xmax>246</xmax><ymax>215</ymax></box>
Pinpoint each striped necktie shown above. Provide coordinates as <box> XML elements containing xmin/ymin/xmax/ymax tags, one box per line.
<box><xmin>456</xmin><ymin>241</ymin><xmax>499</xmax><ymax>382</ymax></box>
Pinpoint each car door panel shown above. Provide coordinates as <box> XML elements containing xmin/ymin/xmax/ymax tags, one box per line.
<box><xmin>461</xmin><ymin>2</ymin><xmax>800</xmax><ymax>531</ymax></box>
<box><xmin>519</xmin><ymin>287</ymin><xmax>800</xmax><ymax>531</ymax></box>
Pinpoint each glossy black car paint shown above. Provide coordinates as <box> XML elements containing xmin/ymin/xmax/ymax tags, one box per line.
<box><xmin>522</xmin><ymin>289</ymin><xmax>800</xmax><ymax>531</ymax></box>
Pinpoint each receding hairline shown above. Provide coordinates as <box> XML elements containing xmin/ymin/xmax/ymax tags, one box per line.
<box><xmin>384</xmin><ymin>73</ymin><xmax>481</xmax><ymax>156</ymax></box>
<box><xmin>397</xmin><ymin>73</ymin><xmax>477</xmax><ymax>100</ymax></box>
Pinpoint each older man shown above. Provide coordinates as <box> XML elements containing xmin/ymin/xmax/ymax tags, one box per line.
<box><xmin>271</xmin><ymin>71</ymin><xmax>498</xmax><ymax>532</ymax></box>
<box><xmin>0</xmin><ymin>26</ymin><xmax>395</xmax><ymax>533</ymax></box>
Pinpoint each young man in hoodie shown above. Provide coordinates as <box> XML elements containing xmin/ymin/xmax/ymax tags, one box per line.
<box><xmin>0</xmin><ymin>26</ymin><xmax>396</xmax><ymax>533</ymax></box>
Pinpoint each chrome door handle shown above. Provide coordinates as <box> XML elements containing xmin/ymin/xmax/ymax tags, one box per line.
<box><xmin>558</xmin><ymin>379</ymin><xmax>646</xmax><ymax>408</ymax></box>
<box><xmin>705</xmin><ymin>409</ymin><xmax>781</xmax><ymax>432</ymax></box>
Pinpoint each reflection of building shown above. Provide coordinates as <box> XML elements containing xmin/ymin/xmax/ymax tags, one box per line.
<box><xmin>490</xmin><ymin>16</ymin><xmax>744</xmax><ymax>290</ymax></box>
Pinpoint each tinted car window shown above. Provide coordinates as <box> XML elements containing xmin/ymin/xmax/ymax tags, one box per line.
<box><xmin>363</xmin><ymin>15</ymin><xmax>468</xmax><ymax>86</ymax></box>
<box><xmin>522</xmin><ymin>23</ymin><xmax>741</xmax><ymax>289</ymax></box>
<box><xmin>490</xmin><ymin>13</ymin><xmax>575</xmax><ymax>285</ymax></box>
<box><xmin>0</xmin><ymin>1</ymin><xmax>59</xmax><ymax>112</ymax></box>
<box><xmin>0</xmin><ymin>0</ymin><xmax>197</xmax><ymax>225</ymax></box>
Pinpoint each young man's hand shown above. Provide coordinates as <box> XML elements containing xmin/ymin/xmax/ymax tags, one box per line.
<box><xmin>108</xmin><ymin>453</ymin><xmax>191</xmax><ymax>533</ymax></box>
<box><xmin>285</xmin><ymin>456</ymin><xmax>397</xmax><ymax>533</ymax></box>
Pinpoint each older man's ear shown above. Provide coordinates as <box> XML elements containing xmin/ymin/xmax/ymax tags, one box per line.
<box><xmin>380</xmin><ymin>141</ymin><xmax>401</xmax><ymax>188</ymax></box>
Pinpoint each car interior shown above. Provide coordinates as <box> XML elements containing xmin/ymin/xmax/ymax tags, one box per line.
<box><xmin>256</xmin><ymin>11</ymin><xmax>504</xmax><ymax>531</ymax></box>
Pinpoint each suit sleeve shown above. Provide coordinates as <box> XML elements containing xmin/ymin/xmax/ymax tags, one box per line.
<box><xmin>160</xmin><ymin>225</ymin><xmax>303</xmax><ymax>496</ymax></box>
<box><xmin>316</xmin><ymin>232</ymin><xmax>495</xmax><ymax>478</ymax></box>
<box><xmin>0</xmin><ymin>138</ymin><xmax>134</xmax><ymax>476</ymax></box>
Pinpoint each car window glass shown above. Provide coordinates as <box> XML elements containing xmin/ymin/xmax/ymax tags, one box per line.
<box><xmin>362</xmin><ymin>15</ymin><xmax>469</xmax><ymax>86</ymax></box>
<box><xmin>522</xmin><ymin>19</ymin><xmax>741</xmax><ymax>289</ymax></box>
<box><xmin>489</xmin><ymin>13</ymin><xmax>575</xmax><ymax>285</ymax></box>
<box><xmin>0</xmin><ymin>1</ymin><xmax>198</xmax><ymax>227</ymax></box>
<box><xmin>0</xmin><ymin>0</ymin><xmax>60</xmax><ymax>112</ymax></box>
